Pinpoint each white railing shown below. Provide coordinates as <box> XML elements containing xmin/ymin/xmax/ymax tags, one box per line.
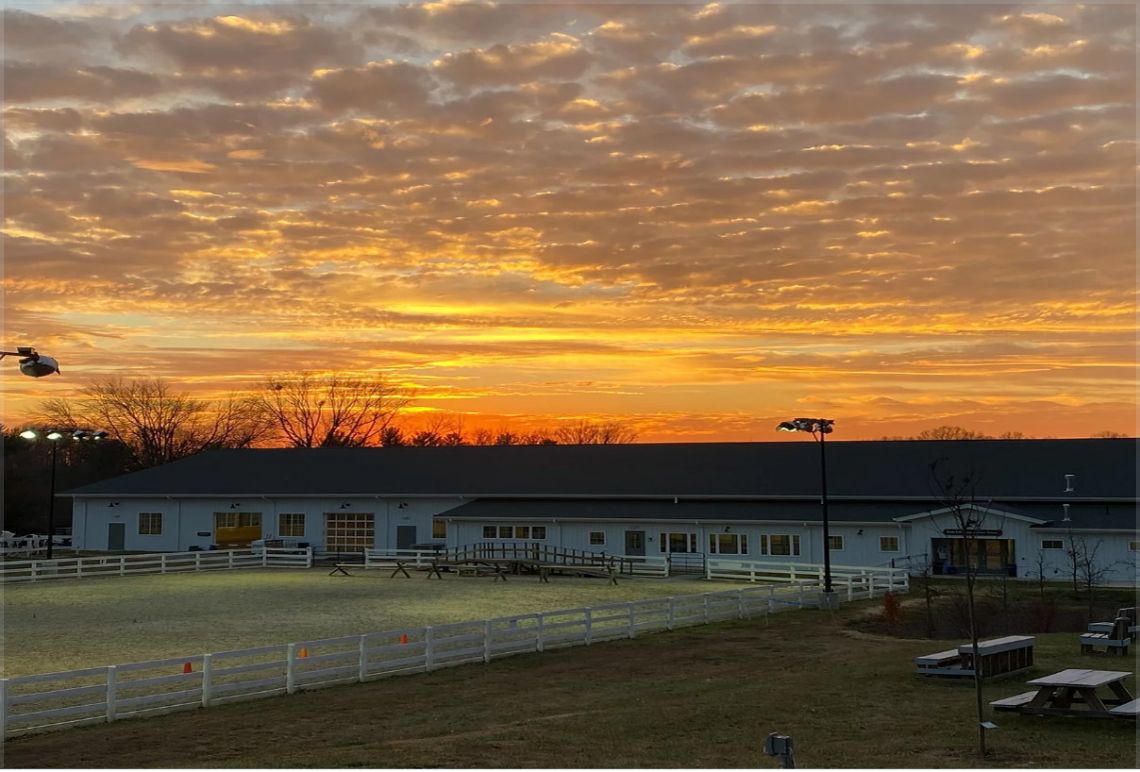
<box><xmin>612</xmin><ymin>554</ymin><xmax>669</xmax><ymax>577</ymax></box>
<box><xmin>2</xmin><ymin>576</ymin><xmax>906</xmax><ymax>737</ymax></box>
<box><xmin>363</xmin><ymin>549</ymin><xmax>441</xmax><ymax>569</ymax></box>
<box><xmin>705</xmin><ymin>558</ymin><xmax>909</xmax><ymax>597</ymax></box>
<box><xmin>0</xmin><ymin>547</ymin><xmax>312</xmax><ymax>584</ymax></box>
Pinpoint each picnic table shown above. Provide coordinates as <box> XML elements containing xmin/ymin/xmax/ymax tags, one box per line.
<box><xmin>991</xmin><ymin>669</ymin><xmax>1135</xmax><ymax>719</ymax></box>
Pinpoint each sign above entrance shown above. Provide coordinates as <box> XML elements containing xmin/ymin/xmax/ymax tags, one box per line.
<box><xmin>942</xmin><ymin>528</ymin><xmax>1003</xmax><ymax>537</ymax></box>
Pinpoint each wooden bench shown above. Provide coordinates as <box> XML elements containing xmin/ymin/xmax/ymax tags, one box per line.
<box><xmin>915</xmin><ymin>648</ymin><xmax>967</xmax><ymax>676</ymax></box>
<box><xmin>1109</xmin><ymin>699</ymin><xmax>1139</xmax><ymax>719</ymax></box>
<box><xmin>1080</xmin><ymin>617</ymin><xmax>1130</xmax><ymax>655</ymax></box>
<box><xmin>990</xmin><ymin>691</ymin><xmax>1038</xmax><ymax>711</ymax></box>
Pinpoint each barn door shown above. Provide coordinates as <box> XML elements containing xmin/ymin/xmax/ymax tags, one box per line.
<box><xmin>107</xmin><ymin>522</ymin><xmax>125</xmax><ymax>551</ymax></box>
<box><xmin>624</xmin><ymin>530</ymin><xmax>645</xmax><ymax>556</ymax></box>
<box><xmin>397</xmin><ymin>525</ymin><xmax>417</xmax><ymax>550</ymax></box>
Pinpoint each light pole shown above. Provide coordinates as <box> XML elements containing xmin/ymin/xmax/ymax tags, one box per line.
<box><xmin>1</xmin><ymin>346</ymin><xmax>60</xmax><ymax>377</ymax></box>
<box><xmin>777</xmin><ymin>418</ymin><xmax>835</xmax><ymax>599</ymax></box>
<box><xmin>19</xmin><ymin>429</ymin><xmax>106</xmax><ymax>559</ymax></box>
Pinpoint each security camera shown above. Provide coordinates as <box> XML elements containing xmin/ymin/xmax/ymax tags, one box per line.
<box><xmin>19</xmin><ymin>352</ymin><xmax>60</xmax><ymax>378</ymax></box>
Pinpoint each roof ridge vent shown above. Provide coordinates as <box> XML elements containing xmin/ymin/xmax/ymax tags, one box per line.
<box><xmin>1062</xmin><ymin>503</ymin><xmax>1071</xmax><ymax>522</ymax></box>
<box><xmin>1063</xmin><ymin>474</ymin><xmax>1075</xmax><ymax>493</ymax></box>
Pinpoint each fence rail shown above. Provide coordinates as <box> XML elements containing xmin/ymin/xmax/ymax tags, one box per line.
<box><xmin>1</xmin><ymin>576</ymin><xmax>905</xmax><ymax>738</ymax></box>
<box><xmin>705</xmin><ymin>559</ymin><xmax>909</xmax><ymax>597</ymax></box>
<box><xmin>0</xmin><ymin>547</ymin><xmax>312</xmax><ymax>584</ymax></box>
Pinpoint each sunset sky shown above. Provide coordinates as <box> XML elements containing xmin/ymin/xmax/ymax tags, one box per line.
<box><xmin>3</xmin><ymin>2</ymin><xmax>1136</xmax><ymax>441</ymax></box>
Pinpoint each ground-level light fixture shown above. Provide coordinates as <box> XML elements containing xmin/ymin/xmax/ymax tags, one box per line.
<box><xmin>776</xmin><ymin>417</ymin><xmax>835</xmax><ymax>597</ymax></box>
<box><xmin>1</xmin><ymin>347</ymin><xmax>60</xmax><ymax>377</ymax></box>
<box><xmin>20</xmin><ymin>427</ymin><xmax>107</xmax><ymax>559</ymax></box>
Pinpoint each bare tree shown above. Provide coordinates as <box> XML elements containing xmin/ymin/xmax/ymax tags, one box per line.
<box><xmin>253</xmin><ymin>372</ymin><xmax>410</xmax><ymax>448</ymax></box>
<box><xmin>1091</xmin><ymin>430</ymin><xmax>1128</xmax><ymax>438</ymax></box>
<box><xmin>554</xmin><ymin>419</ymin><xmax>638</xmax><ymax>445</ymax></box>
<box><xmin>929</xmin><ymin>458</ymin><xmax>989</xmax><ymax>759</ymax></box>
<box><xmin>916</xmin><ymin>425</ymin><xmax>991</xmax><ymax>440</ymax></box>
<box><xmin>36</xmin><ymin>378</ymin><xmax>266</xmax><ymax>469</ymax></box>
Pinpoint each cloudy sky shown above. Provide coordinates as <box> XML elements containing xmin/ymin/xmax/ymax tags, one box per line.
<box><xmin>3</xmin><ymin>1</ymin><xmax>1136</xmax><ymax>440</ymax></box>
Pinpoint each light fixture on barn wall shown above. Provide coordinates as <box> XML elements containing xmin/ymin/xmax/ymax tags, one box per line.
<box><xmin>107</xmin><ymin>501</ymin><xmax>120</xmax><ymax>508</ymax></box>
<box><xmin>857</xmin><ymin>529</ymin><xmax>863</xmax><ymax>536</ymax></box>
<box><xmin>229</xmin><ymin>502</ymin><xmax>241</xmax><ymax>509</ymax></box>
<box><xmin>397</xmin><ymin>502</ymin><xmax>408</xmax><ymax>509</ymax></box>
<box><xmin>339</xmin><ymin>502</ymin><xmax>351</xmax><ymax>509</ymax></box>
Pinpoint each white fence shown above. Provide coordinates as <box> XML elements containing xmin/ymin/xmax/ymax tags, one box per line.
<box><xmin>0</xmin><ymin>547</ymin><xmax>312</xmax><ymax>584</ymax></box>
<box><xmin>705</xmin><ymin>559</ymin><xmax>909</xmax><ymax>597</ymax></box>
<box><xmin>363</xmin><ymin>549</ymin><xmax>670</xmax><ymax>577</ymax></box>
<box><xmin>1</xmin><ymin>577</ymin><xmax>904</xmax><ymax>738</ymax></box>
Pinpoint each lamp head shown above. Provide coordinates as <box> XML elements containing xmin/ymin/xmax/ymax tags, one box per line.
<box><xmin>776</xmin><ymin>421</ymin><xmax>799</xmax><ymax>432</ymax></box>
<box><xmin>18</xmin><ymin>351</ymin><xmax>60</xmax><ymax>378</ymax></box>
<box><xmin>19</xmin><ymin>429</ymin><xmax>37</xmax><ymax>440</ymax></box>
<box><xmin>45</xmin><ymin>429</ymin><xmax>64</xmax><ymax>441</ymax></box>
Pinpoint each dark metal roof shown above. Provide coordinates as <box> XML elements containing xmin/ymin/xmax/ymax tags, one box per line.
<box><xmin>439</xmin><ymin>498</ymin><xmax>1137</xmax><ymax>531</ymax></box>
<box><xmin>64</xmin><ymin>438</ymin><xmax>1136</xmax><ymax>503</ymax></box>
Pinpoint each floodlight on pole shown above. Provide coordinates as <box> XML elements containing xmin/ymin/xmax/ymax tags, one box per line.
<box><xmin>776</xmin><ymin>417</ymin><xmax>835</xmax><ymax>596</ymax></box>
<box><xmin>0</xmin><ymin>346</ymin><xmax>60</xmax><ymax>377</ymax></box>
<box><xmin>20</xmin><ymin>427</ymin><xmax>107</xmax><ymax>559</ymax></box>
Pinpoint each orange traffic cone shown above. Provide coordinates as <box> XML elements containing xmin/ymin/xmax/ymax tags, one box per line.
<box><xmin>399</xmin><ymin>633</ymin><xmax>409</xmax><ymax>645</ymax></box>
<box><xmin>183</xmin><ymin>662</ymin><xmax>193</xmax><ymax>674</ymax></box>
<box><xmin>298</xmin><ymin>647</ymin><xmax>309</xmax><ymax>658</ymax></box>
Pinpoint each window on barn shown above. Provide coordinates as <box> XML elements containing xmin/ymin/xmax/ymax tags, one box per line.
<box><xmin>324</xmin><ymin>513</ymin><xmax>375</xmax><ymax>552</ymax></box>
<box><xmin>498</xmin><ymin>525</ymin><xmax>513</xmax><ymax>538</ymax></box>
<box><xmin>879</xmin><ymin>536</ymin><xmax>900</xmax><ymax>552</ymax></box>
<box><xmin>531</xmin><ymin>526</ymin><xmax>546</xmax><ymax>540</ymax></box>
<box><xmin>138</xmin><ymin>512</ymin><xmax>162</xmax><ymax>535</ymax></box>
<box><xmin>278</xmin><ymin>513</ymin><xmax>305</xmax><ymax>537</ymax></box>
<box><xmin>1041</xmin><ymin>539</ymin><xmax>1063</xmax><ymax>550</ymax></box>
<box><xmin>589</xmin><ymin>531</ymin><xmax>606</xmax><ymax>546</ymax></box>
<box><xmin>482</xmin><ymin>526</ymin><xmax>496</xmax><ymax>539</ymax></box>
<box><xmin>709</xmin><ymin>533</ymin><xmax>747</xmax><ymax>555</ymax></box>
<box><xmin>1130</xmin><ymin>541</ymin><xmax>1138</xmax><ymax>552</ymax></box>
<box><xmin>238</xmin><ymin>512</ymin><xmax>260</xmax><ymax>528</ymax></box>
<box><xmin>214</xmin><ymin>512</ymin><xmax>238</xmax><ymax>529</ymax></box>
<box><xmin>659</xmin><ymin>532</ymin><xmax>697</xmax><ymax>553</ymax></box>
<box><xmin>828</xmin><ymin>535</ymin><xmax>844</xmax><ymax>551</ymax></box>
<box><xmin>432</xmin><ymin>519</ymin><xmax>447</xmax><ymax>539</ymax></box>
<box><xmin>768</xmin><ymin>534</ymin><xmax>800</xmax><ymax>556</ymax></box>
<box><xmin>514</xmin><ymin>526</ymin><xmax>531</xmax><ymax>539</ymax></box>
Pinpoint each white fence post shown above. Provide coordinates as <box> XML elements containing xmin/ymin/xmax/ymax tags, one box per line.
<box><xmin>627</xmin><ymin>603</ymin><xmax>636</xmax><ymax>639</ymax></box>
<box><xmin>286</xmin><ymin>643</ymin><xmax>297</xmax><ymax>694</ymax></box>
<box><xmin>201</xmin><ymin>654</ymin><xmax>213</xmax><ymax>707</ymax></box>
<box><xmin>584</xmin><ymin>609</ymin><xmax>593</xmax><ymax>645</ymax></box>
<box><xmin>358</xmin><ymin>635</ymin><xmax>368</xmax><ymax>682</ymax></box>
<box><xmin>306</xmin><ymin>547</ymin><xmax>313</xmax><ymax>568</ymax></box>
<box><xmin>119</xmin><ymin>557</ymin><xmax>126</xmax><ymax>576</ymax></box>
<box><xmin>195</xmin><ymin>552</ymin><xmax>201</xmax><ymax>572</ymax></box>
<box><xmin>537</xmin><ymin>615</ymin><xmax>546</xmax><ymax>652</ymax></box>
<box><xmin>702</xmin><ymin>595</ymin><xmax>710</xmax><ymax>624</ymax></box>
<box><xmin>106</xmin><ymin>665</ymin><xmax>118</xmax><ymax>722</ymax></box>
<box><xmin>424</xmin><ymin>627</ymin><xmax>435</xmax><ymax>671</ymax></box>
<box><xmin>227</xmin><ymin>551</ymin><xmax>234</xmax><ymax>570</ymax></box>
<box><xmin>667</xmin><ymin>597</ymin><xmax>675</xmax><ymax>630</ymax></box>
<box><xmin>30</xmin><ymin>562</ymin><xmax>38</xmax><ymax>582</ymax></box>
<box><xmin>160</xmin><ymin>555</ymin><xmax>167</xmax><ymax>574</ymax></box>
<box><xmin>483</xmin><ymin>621</ymin><xmax>492</xmax><ymax>663</ymax></box>
<box><xmin>77</xmin><ymin>559</ymin><xmax>84</xmax><ymax>579</ymax></box>
<box><xmin>262</xmin><ymin>549</ymin><xmax>269</xmax><ymax>568</ymax></box>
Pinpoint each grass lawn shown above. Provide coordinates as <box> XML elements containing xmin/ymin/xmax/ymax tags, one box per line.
<box><xmin>1</xmin><ymin>568</ymin><xmax>717</xmax><ymax>677</ymax></box>
<box><xmin>4</xmin><ymin>601</ymin><xmax>1136</xmax><ymax>769</ymax></box>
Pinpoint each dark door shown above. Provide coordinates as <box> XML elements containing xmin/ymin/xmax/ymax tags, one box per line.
<box><xmin>396</xmin><ymin>525</ymin><xmax>417</xmax><ymax>550</ymax></box>
<box><xmin>624</xmin><ymin>530</ymin><xmax>645</xmax><ymax>556</ymax></box>
<box><xmin>108</xmin><ymin>522</ymin><xmax>125</xmax><ymax>551</ymax></box>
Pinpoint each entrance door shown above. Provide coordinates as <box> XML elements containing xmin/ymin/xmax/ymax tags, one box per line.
<box><xmin>397</xmin><ymin>525</ymin><xmax>417</xmax><ymax>550</ymax></box>
<box><xmin>107</xmin><ymin>522</ymin><xmax>125</xmax><ymax>551</ymax></box>
<box><xmin>624</xmin><ymin>530</ymin><xmax>645</xmax><ymax>556</ymax></box>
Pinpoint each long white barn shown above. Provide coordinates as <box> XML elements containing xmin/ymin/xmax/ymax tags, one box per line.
<box><xmin>64</xmin><ymin>439</ymin><xmax>1138</xmax><ymax>583</ymax></box>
